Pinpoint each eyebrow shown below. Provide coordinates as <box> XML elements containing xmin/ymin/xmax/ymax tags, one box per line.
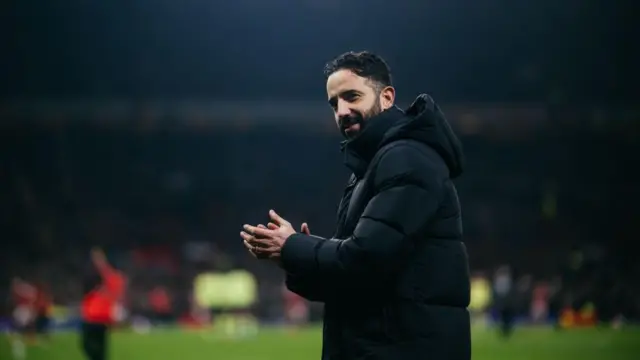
<box><xmin>328</xmin><ymin>89</ymin><xmax>360</xmax><ymax>101</ymax></box>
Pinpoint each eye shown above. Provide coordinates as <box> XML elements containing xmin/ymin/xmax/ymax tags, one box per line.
<box><xmin>342</xmin><ymin>92</ymin><xmax>359</xmax><ymax>102</ymax></box>
<box><xmin>328</xmin><ymin>97</ymin><xmax>338</xmax><ymax>110</ymax></box>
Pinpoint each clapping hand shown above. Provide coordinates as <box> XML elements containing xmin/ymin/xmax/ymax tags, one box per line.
<box><xmin>241</xmin><ymin>210</ymin><xmax>310</xmax><ymax>262</ymax></box>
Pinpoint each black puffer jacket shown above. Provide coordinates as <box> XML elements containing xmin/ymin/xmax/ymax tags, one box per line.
<box><xmin>281</xmin><ymin>94</ymin><xmax>471</xmax><ymax>360</ymax></box>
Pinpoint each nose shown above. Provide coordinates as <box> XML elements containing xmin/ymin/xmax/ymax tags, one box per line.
<box><xmin>335</xmin><ymin>99</ymin><xmax>352</xmax><ymax>118</ymax></box>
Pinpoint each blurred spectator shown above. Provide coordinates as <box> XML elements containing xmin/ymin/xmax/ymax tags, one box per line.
<box><xmin>1</xmin><ymin>106</ymin><xmax>638</xmax><ymax>327</ymax></box>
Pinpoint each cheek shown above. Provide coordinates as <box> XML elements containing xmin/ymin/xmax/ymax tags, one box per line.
<box><xmin>364</xmin><ymin>96</ymin><xmax>380</xmax><ymax>111</ymax></box>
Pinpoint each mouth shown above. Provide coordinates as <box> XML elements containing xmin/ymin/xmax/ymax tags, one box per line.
<box><xmin>342</xmin><ymin>123</ymin><xmax>361</xmax><ymax>137</ymax></box>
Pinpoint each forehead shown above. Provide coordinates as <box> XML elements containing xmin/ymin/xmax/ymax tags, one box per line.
<box><xmin>326</xmin><ymin>69</ymin><xmax>371</xmax><ymax>98</ymax></box>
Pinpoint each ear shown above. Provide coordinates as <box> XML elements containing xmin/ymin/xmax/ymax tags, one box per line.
<box><xmin>379</xmin><ymin>86</ymin><xmax>395</xmax><ymax>110</ymax></box>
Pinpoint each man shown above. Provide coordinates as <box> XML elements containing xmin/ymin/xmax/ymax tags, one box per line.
<box><xmin>10</xmin><ymin>277</ymin><xmax>37</xmax><ymax>359</ymax></box>
<box><xmin>241</xmin><ymin>51</ymin><xmax>470</xmax><ymax>359</ymax></box>
<box><xmin>492</xmin><ymin>266</ymin><xmax>515</xmax><ymax>337</ymax></box>
<box><xmin>81</xmin><ymin>248</ymin><xmax>126</xmax><ymax>360</ymax></box>
<box><xmin>34</xmin><ymin>282</ymin><xmax>53</xmax><ymax>341</ymax></box>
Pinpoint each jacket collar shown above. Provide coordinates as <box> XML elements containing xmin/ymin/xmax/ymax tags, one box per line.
<box><xmin>341</xmin><ymin>106</ymin><xmax>404</xmax><ymax>177</ymax></box>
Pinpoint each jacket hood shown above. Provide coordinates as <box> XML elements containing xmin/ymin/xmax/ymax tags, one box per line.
<box><xmin>382</xmin><ymin>94</ymin><xmax>464</xmax><ymax>178</ymax></box>
<box><xmin>342</xmin><ymin>94</ymin><xmax>464</xmax><ymax>178</ymax></box>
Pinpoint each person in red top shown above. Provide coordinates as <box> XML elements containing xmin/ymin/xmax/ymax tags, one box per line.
<box><xmin>282</xmin><ymin>283</ymin><xmax>309</xmax><ymax>330</ymax></box>
<box><xmin>11</xmin><ymin>277</ymin><xmax>37</xmax><ymax>333</ymax></box>
<box><xmin>148</xmin><ymin>286</ymin><xmax>172</xmax><ymax>325</ymax></box>
<box><xmin>10</xmin><ymin>277</ymin><xmax>37</xmax><ymax>359</ymax></box>
<box><xmin>81</xmin><ymin>248</ymin><xmax>126</xmax><ymax>360</ymax></box>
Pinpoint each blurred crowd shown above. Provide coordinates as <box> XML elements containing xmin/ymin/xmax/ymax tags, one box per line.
<box><xmin>1</xmin><ymin>103</ymin><xmax>638</xmax><ymax>324</ymax></box>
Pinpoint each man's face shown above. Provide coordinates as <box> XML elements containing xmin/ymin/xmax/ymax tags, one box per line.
<box><xmin>326</xmin><ymin>69</ymin><xmax>394</xmax><ymax>139</ymax></box>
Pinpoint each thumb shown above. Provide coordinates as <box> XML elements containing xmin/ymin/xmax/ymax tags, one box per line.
<box><xmin>269</xmin><ymin>209</ymin><xmax>290</xmax><ymax>227</ymax></box>
<box><xmin>301</xmin><ymin>222</ymin><xmax>310</xmax><ymax>235</ymax></box>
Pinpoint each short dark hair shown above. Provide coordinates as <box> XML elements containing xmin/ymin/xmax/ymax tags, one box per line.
<box><xmin>323</xmin><ymin>51</ymin><xmax>393</xmax><ymax>91</ymax></box>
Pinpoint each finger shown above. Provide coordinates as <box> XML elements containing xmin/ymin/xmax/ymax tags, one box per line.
<box><xmin>243</xmin><ymin>241</ymin><xmax>258</xmax><ymax>257</ymax></box>
<box><xmin>269</xmin><ymin>209</ymin><xmax>291</xmax><ymax>227</ymax></box>
<box><xmin>257</xmin><ymin>246</ymin><xmax>280</xmax><ymax>254</ymax></box>
<box><xmin>243</xmin><ymin>237</ymin><xmax>274</xmax><ymax>254</ymax></box>
<box><xmin>246</xmin><ymin>236</ymin><xmax>272</xmax><ymax>247</ymax></box>
<box><xmin>257</xmin><ymin>224</ymin><xmax>267</xmax><ymax>229</ymax></box>
<box><xmin>243</xmin><ymin>224</ymin><xmax>272</xmax><ymax>237</ymax></box>
<box><xmin>267</xmin><ymin>222</ymin><xmax>279</xmax><ymax>230</ymax></box>
<box><xmin>240</xmin><ymin>231</ymin><xmax>254</xmax><ymax>242</ymax></box>
<box><xmin>243</xmin><ymin>239</ymin><xmax>255</xmax><ymax>252</ymax></box>
<box><xmin>247</xmin><ymin>242</ymin><xmax>278</xmax><ymax>255</ymax></box>
<box><xmin>242</xmin><ymin>233</ymin><xmax>273</xmax><ymax>247</ymax></box>
<box><xmin>301</xmin><ymin>222</ymin><xmax>310</xmax><ymax>235</ymax></box>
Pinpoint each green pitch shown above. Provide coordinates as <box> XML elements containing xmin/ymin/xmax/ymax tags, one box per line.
<box><xmin>1</xmin><ymin>325</ymin><xmax>638</xmax><ymax>360</ymax></box>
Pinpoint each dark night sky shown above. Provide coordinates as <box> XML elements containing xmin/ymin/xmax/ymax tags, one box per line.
<box><xmin>1</xmin><ymin>0</ymin><xmax>635</xmax><ymax>103</ymax></box>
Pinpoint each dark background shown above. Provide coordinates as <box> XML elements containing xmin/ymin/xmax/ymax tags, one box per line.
<box><xmin>1</xmin><ymin>0</ymin><xmax>638</xmax><ymax>323</ymax></box>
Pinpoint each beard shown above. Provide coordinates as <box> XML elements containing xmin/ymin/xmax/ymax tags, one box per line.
<box><xmin>338</xmin><ymin>101</ymin><xmax>382</xmax><ymax>139</ymax></box>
